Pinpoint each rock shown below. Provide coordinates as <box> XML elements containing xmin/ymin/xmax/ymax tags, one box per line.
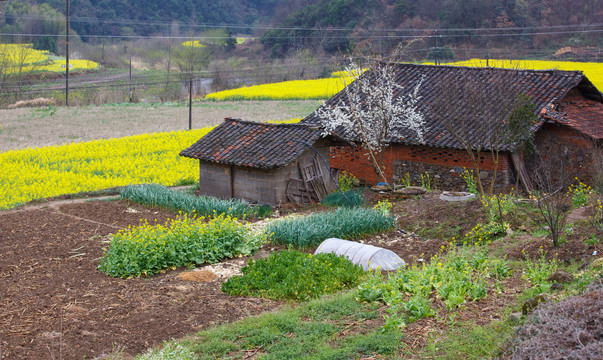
<box><xmin>394</xmin><ymin>186</ymin><xmax>426</xmax><ymax>195</ymax></box>
<box><xmin>177</xmin><ymin>269</ymin><xmax>217</xmax><ymax>282</ymax></box>
<box><xmin>522</xmin><ymin>293</ymin><xmax>548</xmax><ymax>315</ymax></box>
<box><xmin>439</xmin><ymin>191</ymin><xmax>476</xmax><ymax>202</ymax></box>
<box><xmin>547</xmin><ymin>270</ymin><xmax>574</xmax><ymax>284</ymax></box>
<box><xmin>371</xmin><ymin>185</ymin><xmax>391</xmax><ymax>192</ymax></box>
<box><xmin>508</xmin><ymin>312</ymin><xmax>523</xmax><ymax>323</ymax></box>
<box><xmin>550</xmin><ymin>282</ymin><xmax>565</xmax><ymax>291</ymax></box>
<box><xmin>479</xmin><ymin>171</ymin><xmax>489</xmax><ymax>180</ymax></box>
<box><xmin>590</xmin><ymin>257</ymin><xmax>603</xmax><ymax>269</ymax></box>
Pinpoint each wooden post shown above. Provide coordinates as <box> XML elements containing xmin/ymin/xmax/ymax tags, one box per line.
<box><xmin>189</xmin><ymin>78</ymin><xmax>192</xmax><ymax>130</ymax></box>
<box><xmin>229</xmin><ymin>165</ymin><xmax>235</xmax><ymax>198</ymax></box>
<box><xmin>129</xmin><ymin>57</ymin><xmax>132</xmax><ymax>102</ymax></box>
<box><xmin>65</xmin><ymin>0</ymin><xmax>70</xmax><ymax>106</ymax></box>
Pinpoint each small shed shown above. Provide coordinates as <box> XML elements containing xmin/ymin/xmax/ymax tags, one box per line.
<box><xmin>180</xmin><ymin>118</ymin><xmax>348</xmax><ymax>205</ymax></box>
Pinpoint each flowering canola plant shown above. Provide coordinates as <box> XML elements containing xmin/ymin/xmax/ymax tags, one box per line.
<box><xmin>0</xmin><ymin>126</ymin><xmax>214</xmax><ymax>210</ymax></box>
<box><xmin>427</xmin><ymin>59</ymin><xmax>603</xmax><ymax>92</ymax></box>
<box><xmin>205</xmin><ymin>75</ymin><xmax>356</xmax><ymax>101</ymax></box>
<box><xmin>0</xmin><ymin>43</ymin><xmax>98</xmax><ymax>73</ymax></box>
<box><xmin>99</xmin><ymin>213</ymin><xmax>249</xmax><ymax>278</ymax></box>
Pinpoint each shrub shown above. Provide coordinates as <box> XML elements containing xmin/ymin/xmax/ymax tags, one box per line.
<box><xmin>265</xmin><ymin>207</ymin><xmax>396</xmax><ymax>248</ymax></box>
<box><xmin>461</xmin><ymin>222</ymin><xmax>507</xmax><ymax>245</ymax></box>
<box><xmin>356</xmin><ymin>247</ymin><xmax>510</xmax><ymax>331</ymax></box>
<box><xmin>568</xmin><ymin>179</ymin><xmax>592</xmax><ymax>208</ymax></box>
<box><xmin>321</xmin><ymin>189</ymin><xmax>364</xmax><ymax>207</ymax></box>
<box><xmin>510</xmin><ymin>287</ymin><xmax>603</xmax><ymax>359</ymax></box>
<box><xmin>120</xmin><ymin>184</ymin><xmax>258</xmax><ymax>218</ymax></box>
<box><xmin>338</xmin><ymin>171</ymin><xmax>359</xmax><ymax>192</ymax></box>
<box><xmin>221</xmin><ymin>250</ymin><xmax>365</xmax><ymax>301</ymax></box>
<box><xmin>98</xmin><ymin>214</ymin><xmax>258</xmax><ymax>278</ymax></box>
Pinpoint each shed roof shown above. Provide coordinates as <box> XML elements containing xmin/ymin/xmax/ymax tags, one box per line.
<box><xmin>302</xmin><ymin>63</ymin><xmax>603</xmax><ymax>151</ymax></box>
<box><xmin>546</xmin><ymin>99</ymin><xmax>603</xmax><ymax>140</ymax></box>
<box><xmin>180</xmin><ymin>118</ymin><xmax>343</xmax><ymax>169</ymax></box>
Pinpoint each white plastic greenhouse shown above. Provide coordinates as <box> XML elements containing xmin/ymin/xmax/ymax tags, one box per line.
<box><xmin>314</xmin><ymin>238</ymin><xmax>406</xmax><ymax>271</ymax></box>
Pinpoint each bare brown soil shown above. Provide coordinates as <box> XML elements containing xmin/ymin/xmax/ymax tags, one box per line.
<box><xmin>1</xmin><ymin>194</ymin><xmax>599</xmax><ymax>359</ymax></box>
<box><xmin>0</xmin><ymin>197</ymin><xmax>448</xmax><ymax>359</ymax></box>
<box><xmin>0</xmin><ymin>100</ymin><xmax>319</xmax><ymax>152</ymax></box>
<box><xmin>0</xmin><ymin>200</ymin><xmax>280</xmax><ymax>359</ymax></box>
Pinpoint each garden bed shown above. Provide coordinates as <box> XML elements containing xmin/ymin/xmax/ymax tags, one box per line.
<box><xmin>1</xmin><ymin>193</ymin><xmax>601</xmax><ymax>359</ymax></box>
<box><xmin>0</xmin><ymin>198</ymin><xmax>446</xmax><ymax>359</ymax></box>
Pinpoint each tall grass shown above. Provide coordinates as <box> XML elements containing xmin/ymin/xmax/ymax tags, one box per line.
<box><xmin>266</xmin><ymin>207</ymin><xmax>395</xmax><ymax>248</ymax></box>
<box><xmin>321</xmin><ymin>189</ymin><xmax>365</xmax><ymax>207</ymax></box>
<box><xmin>120</xmin><ymin>184</ymin><xmax>254</xmax><ymax>218</ymax></box>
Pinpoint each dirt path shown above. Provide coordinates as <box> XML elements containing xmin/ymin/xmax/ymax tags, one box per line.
<box><xmin>0</xmin><ymin>199</ymin><xmax>282</xmax><ymax>359</ymax></box>
<box><xmin>0</xmin><ymin>194</ymin><xmax>454</xmax><ymax>359</ymax></box>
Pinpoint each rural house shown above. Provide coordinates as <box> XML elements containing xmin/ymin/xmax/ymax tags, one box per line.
<box><xmin>302</xmin><ymin>63</ymin><xmax>603</xmax><ymax>189</ymax></box>
<box><xmin>180</xmin><ymin>118</ymin><xmax>348</xmax><ymax>205</ymax></box>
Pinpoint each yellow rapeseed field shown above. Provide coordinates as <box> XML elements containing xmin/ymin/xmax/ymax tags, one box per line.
<box><xmin>0</xmin><ymin>43</ymin><xmax>99</xmax><ymax>73</ymax></box>
<box><xmin>0</xmin><ymin>127</ymin><xmax>213</xmax><ymax>210</ymax></box>
<box><xmin>182</xmin><ymin>40</ymin><xmax>206</xmax><ymax>47</ymax></box>
<box><xmin>207</xmin><ymin>59</ymin><xmax>602</xmax><ymax>101</ymax></box>
<box><xmin>430</xmin><ymin>59</ymin><xmax>603</xmax><ymax>91</ymax></box>
<box><xmin>205</xmin><ymin>76</ymin><xmax>355</xmax><ymax>101</ymax></box>
<box><xmin>0</xmin><ymin>44</ymin><xmax>48</xmax><ymax>68</ymax></box>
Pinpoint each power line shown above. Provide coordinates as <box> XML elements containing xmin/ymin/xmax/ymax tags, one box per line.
<box><xmin>9</xmin><ymin>13</ymin><xmax>603</xmax><ymax>33</ymax></box>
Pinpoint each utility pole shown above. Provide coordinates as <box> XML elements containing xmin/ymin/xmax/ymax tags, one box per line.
<box><xmin>434</xmin><ymin>30</ymin><xmax>439</xmax><ymax>65</ymax></box>
<box><xmin>129</xmin><ymin>57</ymin><xmax>132</xmax><ymax>102</ymax></box>
<box><xmin>65</xmin><ymin>0</ymin><xmax>70</xmax><ymax>106</ymax></box>
<box><xmin>188</xmin><ymin>78</ymin><xmax>192</xmax><ymax>130</ymax></box>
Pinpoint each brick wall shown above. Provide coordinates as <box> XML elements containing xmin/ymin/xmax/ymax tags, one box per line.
<box><xmin>331</xmin><ymin>144</ymin><xmax>514</xmax><ymax>189</ymax></box>
<box><xmin>530</xmin><ymin>123</ymin><xmax>597</xmax><ymax>183</ymax></box>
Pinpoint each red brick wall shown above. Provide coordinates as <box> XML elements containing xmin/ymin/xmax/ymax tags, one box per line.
<box><xmin>531</xmin><ymin>123</ymin><xmax>597</xmax><ymax>182</ymax></box>
<box><xmin>331</xmin><ymin>144</ymin><xmax>512</xmax><ymax>186</ymax></box>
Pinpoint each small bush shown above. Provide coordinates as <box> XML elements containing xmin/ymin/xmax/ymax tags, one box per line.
<box><xmin>265</xmin><ymin>207</ymin><xmax>396</xmax><ymax>248</ymax></box>
<box><xmin>568</xmin><ymin>179</ymin><xmax>592</xmax><ymax>208</ymax></box>
<box><xmin>98</xmin><ymin>214</ymin><xmax>257</xmax><ymax>278</ymax></box>
<box><xmin>222</xmin><ymin>250</ymin><xmax>365</xmax><ymax>301</ymax></box>
<box><xmin>357</xmin><ymin>247</ymin><xmax>510</xmax><ymax>331</ymax></box>
<box><xmin>510</xmin><ymin>288</ymin><xmax>603</xmax><ymax>359</ymax></box>
<box><xmin>321</xmin><ymin>189</ymin><xmax>364</xmax><ymax>207</ymax></box>
<box><xmin>120</xmin><ymin>184</ymin><xmax>258</xmax><ymax>218</ymax></box>
<box><xmin>338</xmin><ymin>171</ymin><xmax>360</xmax><ymax>192</ymax></box>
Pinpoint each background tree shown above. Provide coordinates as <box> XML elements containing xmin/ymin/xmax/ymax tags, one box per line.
<box><xmin>530</xmin><ymin>150</ymin><xmax>573</xmax><ymax>247</ymax></box>
<box><xmin>316</xmin><ymin>44</ymin><xmax>426</xmax><ymax>185</ymax></box>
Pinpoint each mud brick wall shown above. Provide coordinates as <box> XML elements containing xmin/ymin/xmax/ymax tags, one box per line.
<box><xmin>331</xmin><ymin>144</ymin><xmax>514</xmax><ymax>190</ymax></box>
<box><xmin>530</xmin><ymin>123</ymin><xmax>598</xmax><ymax>183</ymax></box>
<box><xmin>197</xmin><ymin>146</ymin><xmax>334</xmax><ymax>206</ymax></box>
<box><xmin>198</xmin><ymin>161</ymin><xmax>292</xmax><ymax>205</ymax></box>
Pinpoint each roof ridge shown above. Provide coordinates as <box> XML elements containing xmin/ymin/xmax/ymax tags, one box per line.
<box><xmin>223</xmin><ymin>117</ymin><xmax>316</xmax><ymax>129</ymax></box>
<box><xmin>394</xmin><ymin>62</ymin><xmax>585</xmax><ymax>76</ymax></box>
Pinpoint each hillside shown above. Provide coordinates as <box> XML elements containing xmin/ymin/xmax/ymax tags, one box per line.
<box><xmin>262</xmin><ymin>0</ymin><xmax>603</xmax><ymax>57</ymax></box>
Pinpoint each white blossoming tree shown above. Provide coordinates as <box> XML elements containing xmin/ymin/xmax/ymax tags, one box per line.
<box><xmin>316</xmin><ymin>54</ymin><xmax>426</xmax><ymax>185</ymax></box>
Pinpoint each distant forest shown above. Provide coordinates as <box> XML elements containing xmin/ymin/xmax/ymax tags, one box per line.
<box><xmin>1</xmin><ymin>0</ymin><xmax>601</xmax><ymax>57</ymax></box>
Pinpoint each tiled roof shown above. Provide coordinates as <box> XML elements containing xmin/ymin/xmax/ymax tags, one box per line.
<box><xmin>545</xmin><ymin>99</ymin><xmax>603</xmax><ymax>140</ymax></box>
<box><xmin>180</xmin><ymin>119</ymin><xmax>336</xmax><ymax>168</ymax></box>
<box><xmin>302</xmin><ymin>63</ymin><xmax>602</xmax><ymax>151</ymax></box>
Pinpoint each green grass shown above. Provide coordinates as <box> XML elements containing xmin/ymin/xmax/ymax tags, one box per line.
<box><xmin>266</xmin><ymin>207</ymin><xmax>396</xmax><ymax>248</ymax></box>
<box><xmin>222</xmin><ymin>250</ymin><xmax>365</xmax><ymax>301</ymax></box>
<box><xmin>414</xmin><ymin>320</ymin><xmax>513</xmax><ymax>359</ymax></box>
<box><xmin>120</xmin><ymin>184</ymin><xmax>257</xmax><ymax>218</ymax></box>
<box><xmin>136</xmin><ymin>291</ymin><xmax>400</xmax><ymax>360</ymax></box>
<box><xmin>320</xmin><ymin>189</ymin><xmax>365</xmax><ymax>207</ymax></box>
